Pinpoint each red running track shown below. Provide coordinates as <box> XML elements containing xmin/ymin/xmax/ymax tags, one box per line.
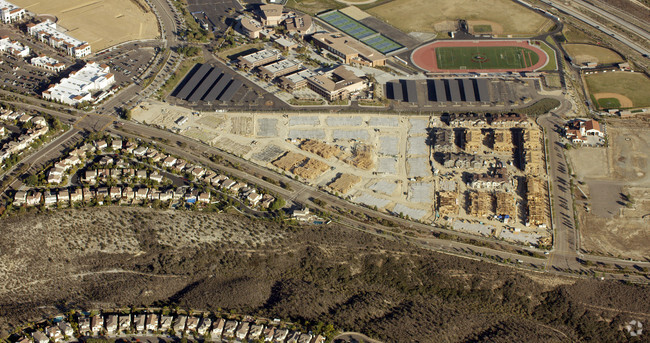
<box><xmin>411</xmin><ymin>40</ymin><xmax>549</xmax><ymax>73</ymax></box>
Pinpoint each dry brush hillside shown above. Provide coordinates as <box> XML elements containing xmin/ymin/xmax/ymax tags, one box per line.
<box><xmin>0</xmin><ymin>207</ymin><xmax>649</xmax><ymax>342</ymax></box>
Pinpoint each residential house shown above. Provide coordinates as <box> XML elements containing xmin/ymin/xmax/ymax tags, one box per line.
<box><xmin>235</xmin><ymin>322</ymin><xmax>250</xmax><ymax>340</ymax></box>
<box><xmin>262</xmin><ymin>327</ymin><xmax>275</xmax><ymax>342</ymax></box>
<box><xmin>117</xmin><ymin>315</ymin><xmax>131</xmax><ymax>333</ymax></box>
<box><xmin>230</xmin><ymin>182</ymin><xmax>246</xmax><ymax>193</ymax></box>
<box><xmin>210</xmin><ymin>318</ymin><xmax>225</xmax><ymax>339</ymax></box>
<box><xmin>58</xmin><ymin>322</ymin><xmax>73</xmax><ymax>338</ymax></box>
<box><xmin>260</xmin><ymin>194</ymin><xmax>275</xmax><ymax>209</ymax></box>
<box><xmin>111</xmin><ymin>139</ymin><xmax>123</xmax><ymax>150</ymax></box>
<box><xmin>83</xmin><ymin>170</ymin><xmax>98</xmax><ymax>183</ymax></box>
<box><xmin>172</xmin><ymin>315</ymin><xmax>187</xmax><ymax>333</ymax></box>
<box><xmin>162</xmin><ymin>156</ymin><xmax>177</xmax><ymax>168</ymax></box>
<box><xmin>274</xmin><ymin>328</ymin><xmax>289</xmax><ymax>342</ymax></box>
<box><xmin>159</xmin><ymin>190</ymin><xmax>173</xmax><ymax>202</ymax></box>
<box><xmin>311</xmin><ymin>335</ymin><xmax>325</xmax><ymax>343</ymax></box>
<box><xmin>90</xmin><ymin>314</ymin><xmax>104</xmax><ymax>334</ymax></box>
<box><xmin>99</xmin><ymin>155</ymin><xmax>114</xmax><ymax>165</ymax></box>
<box><xmin>135</xmin><ymin>188</ymin><xmax>149</xmax><ymax>201</ymax></box>
<box><xmin>45</xmin><ymin>325</ymin><xmax>63</xmax><ymax>342</ymax></box>
<box><xmin>191</xmin><ymin>167</ymin><xmax>205</xmax><ymax>178</ymax></box>
<box><xmin>145</xmin><ymin>314</ymin><xmax>158</xmax><ymax>332</ymax></box>
<box><xmin>43</xmin><ymin>190</ymin><xmax>57</xmax><ymax>207</ymax></box>
<box><xmin>298</xmin><ymin>333</ymin><xmax>312</xmax><ymax>343</ymax></box>
<box><xmin>150</xmin><ymin>172</ymin><xmax>163</xmax><ymax>183</ymax></box>
<box><xmin>57</xmin><ymin>189</ymin><xmax>69</xmax><ymax>205</ymax></box>
<box><xmin>105</xmin><ymin>314</ymin><xmax>118</xmax><ymax>335</ymax></box>
<box><xmin>159</xmin><ymin>315</ymin><xmax>173</xmax><ymax>332</ymax></box>
<box><xmin>13</xmin><ymin>190</ymin><xmax>26</xmax><ymax>206</ymax></box>
<box><xmin>197</xmin><ymin>192</ymin><xmax>210</xmax><ymax>203</ymax></box>
<box><xmin>286</xmin><ymin>331</ymin><xmax>301</xmax><ymax>343</ymax></box>
<box><xmin>82</xmin><ymin>187</ymin><xmax>94</xmax><ymax>202</ymax></box>
<box><xmin>248</xmin><ymin>324</ymin><xmax>264</xmax><ymax>340</ymax></box>
<box><xmin>133</xmin><ymin>146</ymin><xmax>148</xmax><ymax>156</ymax></box>
<box><xmin>136</xmin><ymin>169</ymin><xmax>147</xmax><ymax>179</ymax></box>
<box><xmin>109</xmin><ymin>187</ymin><xmax>122</xmax><ymax>200</ymax></box>
<box><xmin>70</xmin><ymin>188</ymin><xmax>83</xmax><ymax>202</ymax></box>
<box><xmin>94</xmin><ymin>140</ymin><xmax>107</xmax><ymax>150</ymax></box>
<box><xmin>223</xmin><ymin>320</ymin><xmax>238</xmax><ymax>339</ymax></box>
<box><xmin>247</xmin><ymin>191</ymin><xmax>262</xmax><ymax>206</ymax></box>
<box><xmin>26</xmin><ymin>191</ymin><xmax>42</xmax><ymax>206</ymax></box>
<box><xmin>221</xmin><ymin>179</ymin><xmax>236</xmax><ymax>190</ymax></box>
<box><xmin>78</xmin><ymin>316</ymin><xmax>91</xmax><ymax>334</ymax></box>
<box><xmin>31</xmin><ymin>331</ymin><xmax>49</xmax><ymax>343</ymax></box>
<box><xmin>96</xmin><ymin>187</ymin><xmax>109</xmax><ymax>199</ymax></box>
<box><xmin>134</xmin><ymin>314</ymin><xmax>146</xmax><ymax>332</ymax></box>
<box><xmin>197</xmin><ymin>317</ymin><xmax>211</xmax><ymax>335</ymax></box>
<box><xmin>185</xmin><ymin>316</ymin><xmax>199</xmax><ymax>332</ymax></box>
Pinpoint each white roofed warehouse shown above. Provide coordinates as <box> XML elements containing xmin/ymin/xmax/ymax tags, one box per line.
<box><xmin>42</xmin><ymin>62</ymin><xmax>115</xmax><ymax>105</ymax></box>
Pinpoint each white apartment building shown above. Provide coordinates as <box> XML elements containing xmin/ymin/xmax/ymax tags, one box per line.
<box><xmin>0</xmin><ymin>36</ymin><xmax>29</xmax><ymax>57</ymax></box>
<box><xmin>27</xmin><ymin>20</ymin><xmax>91</xmax><ymax>58</ymax></box>
<box><xmin>42</xmin><ymin>61</ymin><xmax>115</xmax><ymax>105</ymax></box>
<box><xmin>0</xmin><ymin>0</ymin><xmax>25</xmax><ymax>24</ymax></box>
<box><xmin>31</xmin><ymin>54</ymin><xmax>65</xmax><ymax>72</ymax></box>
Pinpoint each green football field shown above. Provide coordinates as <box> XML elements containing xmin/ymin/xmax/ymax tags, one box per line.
<box><xmin>435</xmin><ymin>46</ymin><xmax>540</xmax><ymax>70</ymax></box>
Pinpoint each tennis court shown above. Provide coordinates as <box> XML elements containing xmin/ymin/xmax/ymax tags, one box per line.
<box><xmin>362</xmin><ymin>35</ymin><xmax>403</xmax><ymax>54</ymax></box>
<box><xmin>319</xmin><ymin>10</ymin><xmax>376</xmax><ymax>40</ymax></box>
<box><xmin>319</xmin><ymin>10</ymin><xmax>405</xmax><ymax>55</ymax></box>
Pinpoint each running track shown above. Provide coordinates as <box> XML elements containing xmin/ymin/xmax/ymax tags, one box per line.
<box><xmin>411</xmin><ymin>40</ymin><xmax>549</xmax><ymax>73</ymax></box>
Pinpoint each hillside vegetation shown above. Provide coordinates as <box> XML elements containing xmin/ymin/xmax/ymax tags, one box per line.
<box><xmin>0</xmin><ymin>207</ymin><xmax>648</xmax><ymax>342</ymax></box>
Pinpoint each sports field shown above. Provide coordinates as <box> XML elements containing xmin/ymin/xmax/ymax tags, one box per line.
<box><xmin>367</xmin><ymin>0</ymin><xmax>552</xmax><ymax>35</ymax></box>
<box><xmin>412</xmin><ymin>40</ymin><xmax>548</xmax><ymax>73</ymax></box>
<box><xmin>12</xmin><ymin>0</ymin><xmax>159</xmax><ymax>52</ymax></box>
<box><xmin>436</xmin><ymin>46</ymin><xmax>539</xmax><ymax>70</ymax></box>
<box><xmin>585</xmin><ymin>72</ymin><xmax>650</xmax><ymax>109</ymax></box>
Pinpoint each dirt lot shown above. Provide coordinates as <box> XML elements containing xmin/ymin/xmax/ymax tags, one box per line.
<box><xmin>366</xmin><ymin>0</ymin><xmax>552</xmax><ymax>35</ymax></box>
<box><xmin>0</xmin><ymin>207</ymin><xmax>649</xmax><ymax>342</ymax></box>
<box><xmin>13</xmin><ymin>0</ymin><xmax>159</xmax><ymax>51</ymax></box>
<box><xmin>568</xmin><ymin>119</ymin><xmax>650</xmax><ymax>259</ymax></box>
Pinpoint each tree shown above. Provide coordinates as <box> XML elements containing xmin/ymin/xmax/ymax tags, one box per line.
<box><xmin>25</xmin><ymin>174</ymin><xmax>38</xmax><ymax>186</ymax></box>
<box><xmin>268</xmin><ymin>197</ymin><xmax>286</xmax><ymax>211</ymax></box>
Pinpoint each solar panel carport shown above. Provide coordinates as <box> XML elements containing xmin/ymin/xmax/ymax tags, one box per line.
<box><xmin>187</xmin><ymin>68</ymin><xmax>223</xmax><ymax>102</ymax></box>
<box><xmin>203</xmin><ymin>74</ymin><xmax>232</xmax><ymax>101</ymax></box>
<box><xmin>218</xmin><ymin>79</ymin><xmax>243</xmax><ymax>102</ymax></box>
<box><xmin>175</xmin><ymin>64</ymin><xmax>212</xmax><ymax>100</ymax></box>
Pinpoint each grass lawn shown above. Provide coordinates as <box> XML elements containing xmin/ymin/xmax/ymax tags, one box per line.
<box><xmin>473</xmin><ymin>25</ymin><xmax>493</xmax><ymax>33</ymax></box>
<box><xmin>585</xmin><ymin>72</ymin><xmax>650</xmax><ymax>108</ymax></box>
<box><xmin>217</xmin><ymin>43</ymin><xmax>263</xmax><ymax>61</ymax></box>
<box><xmin>435</xmin><ymin>46</ymin><xmax>539</xmax><ymax>70</ymax></box>
<box><xmin>366</xmin><ymin>0</ymin><xmax>551</xmax><ymax>35</ymax></box>
<box><xmin>597</xmin><ymin>98</ymin><xmax>621</xmax><ymax>109</ymax></box>
<box><xmin>564</xmin><ymin>44</ymin><xmax>623</xmax><ymax>65</ymax></box>
<box><xmin>285</xmin><ymin>0</ymin><xmax>344</xmax><ymax>16</ymax></box>
<box><xmin>538</xmin><ymin>40</ymin><xmax>558</xmax><ymax>71</ymax></box>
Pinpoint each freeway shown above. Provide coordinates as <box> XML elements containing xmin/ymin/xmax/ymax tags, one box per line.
<box><xmin>541</xmin><ymin>0</ymin><xmax>650</xmax><ymax>57</ymax></box>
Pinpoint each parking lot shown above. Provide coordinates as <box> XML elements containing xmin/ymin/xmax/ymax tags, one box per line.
<box><xmin>187</xmin><ymin>0</ymin><xmax>244</xmax><ymax>33</ymax></box>
<box><xmin>93</xmin><ymin>42</ymin><xmax>161</xmax><ymax>86</ymax></box>
<box><xmin>0</xmin><ymin>53</ymin><xmax>58</xmax><ymax>96</ymax></box>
